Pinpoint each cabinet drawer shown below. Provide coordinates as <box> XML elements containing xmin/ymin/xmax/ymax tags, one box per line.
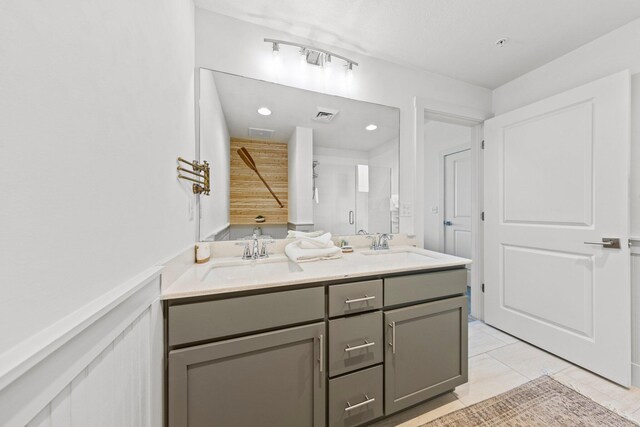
<box><xmin>329</xmin><ymin>365</ymin><xmax>383</xmax><ymax>427</ymax></box>
<box><xmin>329</xmin><ymin>279</ymin><xmax>382</xmax><ymax>318</ymax></box>
<box><xmin>384</xmin><ymin>269</ymin><xmax>466</xmax><ymax>307</ymax></box>
<box><xmin>329</xmin><ymin>311</ymin><xmax>383</xmax><ymax>377</ymax></box>
<box><xmin>168</xmin><ymin>287</ymin><xmax>324</xmax><ymax>346</ymax></box>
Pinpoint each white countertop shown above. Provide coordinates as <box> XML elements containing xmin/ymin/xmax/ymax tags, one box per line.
<box><xmin>162</xmin><ymin>246</ymin><xmax>471</xmax><ymax>300</ymax></box>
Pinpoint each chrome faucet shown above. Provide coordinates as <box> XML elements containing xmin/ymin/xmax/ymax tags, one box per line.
<box><xmin>235</xmin><ymin>234</ymin><xmax>273</xmax><ymax>260</ymax></box>
<box><xmin>367</xmin><ymin>233</ymin><xmax>393</xmax><ymax>250</ymax></box>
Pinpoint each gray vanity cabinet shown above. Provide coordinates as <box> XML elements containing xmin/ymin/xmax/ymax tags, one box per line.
<box><xmin>168</xmin><ymin>322</ymin><xmax>326</xmax><ymax>427</ymax></box>
<box><xmin>384</xmin><ymin>296</ymin><xmax>468</xmax><ymax>415</ymax></box>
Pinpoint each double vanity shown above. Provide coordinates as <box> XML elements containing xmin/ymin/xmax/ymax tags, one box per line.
<box><xmin>163</xmin><ymin>243</ymin><xmax>469</xmax><ymax>426</ymax></box>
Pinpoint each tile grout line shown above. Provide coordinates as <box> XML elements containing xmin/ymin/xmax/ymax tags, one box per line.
<box><xmin>481</xmin><ymin>352</ymin><xmax>532</xmax><ymax>382</ymax></box>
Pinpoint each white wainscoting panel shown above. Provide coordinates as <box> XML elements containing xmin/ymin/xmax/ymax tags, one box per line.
<box><xmin>26</xmin><ymin>309</ymin><xmax>152</xmax><ymax>426</ymax></box>
<box><xmin>28</xmin><ymin>308</ymin><xmax>151</xmax><ymax>427</ymax></box>
<box><xmin>1</xmin><ymin>268</ymin><xmax>163</xmax><ymax>427</ymax></box>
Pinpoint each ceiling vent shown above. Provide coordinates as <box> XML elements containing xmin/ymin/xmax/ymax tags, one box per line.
<box><xmin>312</xmin><ymin>107</ymin><xmax>339</xmax><ymax>123</ymax></box>
<box><xmin>248</xmin><ymin>127</ymin><xmax>275</xmax><ymax>139</ymax></box>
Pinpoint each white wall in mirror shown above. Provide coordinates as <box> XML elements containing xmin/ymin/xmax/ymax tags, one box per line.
<box><xmin>288</xmin><ymin>126</ymin><xmax>314</xmax><ymax>227</ymax></box>
<box><xmin>199</xmin><ymin>69</ymin><xmax>230</xmax><ymax>241</ymax></box>
<box><xmin>194</xmin><ymin>8</ymin><xmax>493</xmax><ymax>243</ymax></box>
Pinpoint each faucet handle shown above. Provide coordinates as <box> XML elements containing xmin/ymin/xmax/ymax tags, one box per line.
<box><xmin>235</xmin><ymin>241</ymin><xmax>252</xmax><ymax>259</ymax></box>
<box><xmin>366</xmin><ymin>233</ymin><xmax>381</xmax><ymax>250</ymax></box>
<box><xmin>259</xmin><ymin>240</ymin><xmax>274</xmax><ymax>258</ymax></box>
<box><xmin>380</xmin><ymin>233</ymin><xmax>393</xmax><ymax>249</ymax></box>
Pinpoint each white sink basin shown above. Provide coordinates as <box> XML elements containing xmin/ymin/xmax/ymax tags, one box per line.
<box><xmin>361</xmin><ymin>250</ymin><xmax>436</xmax><ymax>263</ymax></box>
<box><xmin>205</xmin><ymin>258</ymin><xmax>303</xmax><ymax>282</ymax></box>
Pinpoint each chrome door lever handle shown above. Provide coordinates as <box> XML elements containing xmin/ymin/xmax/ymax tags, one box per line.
<box><xmin>444</xmin><ymin>220</ymin><xmax>453</xmax><ymax>226</ymax></box>
<box><xmin>584</xmin><ymin>238</ymin><xmax>621</xmax><ymax>249</ymax></box>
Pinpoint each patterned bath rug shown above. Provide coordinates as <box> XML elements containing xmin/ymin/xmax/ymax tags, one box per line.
<box><xmin>423</xmin><ymin>376</ymin><xmax>638</xmax><ymax>426</ymax></box>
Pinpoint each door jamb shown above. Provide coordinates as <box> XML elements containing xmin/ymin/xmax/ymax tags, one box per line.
<box><xmin>414</xmin><ymin>97</ymin><xmax>491</xmax><ymax>320</ymax></box>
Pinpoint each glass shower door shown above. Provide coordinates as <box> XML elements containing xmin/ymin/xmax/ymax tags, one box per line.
<box><xmin>312</xmin><ymin>163</ymin><xmax>356</xmax><ymax>235</ymax></box>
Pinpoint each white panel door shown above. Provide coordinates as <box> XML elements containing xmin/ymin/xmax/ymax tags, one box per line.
<box><xmin>444</xmin><ymin>149</ymin><xmax>472</xmax><ymax>260</ymax></box>
<box><xmin>484</xmin><ymin>71</ymin><xmax>631</xmax><ymax>386</ymax></box>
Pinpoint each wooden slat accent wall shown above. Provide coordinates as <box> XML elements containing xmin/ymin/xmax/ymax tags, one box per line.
<box><xmin>230</xmin><ymin>138</ymin><xmax>288</xmax><ymax>224</ymax></box>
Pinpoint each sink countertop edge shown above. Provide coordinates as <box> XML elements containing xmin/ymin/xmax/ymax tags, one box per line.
<box><xmin>161</xmin><ymin>246</ymin><xmax>471</xmax><ymax>300</ymax></box>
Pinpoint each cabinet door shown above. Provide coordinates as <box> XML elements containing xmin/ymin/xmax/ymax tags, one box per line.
<box><xmin>384</xmin><ymin>297</ymin><xmax>467</xmax><ymax>414</ymax></box>
<box><xmin>169</xmin><ymin>322</ymin><xmax>326</xmax><ymax>427</ymax></box>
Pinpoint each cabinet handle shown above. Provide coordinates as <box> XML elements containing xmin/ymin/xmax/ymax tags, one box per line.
<box><xmin>318</xmin><ymin>334</ymin><xmax>324</xmax><ymax>373</ymax></box>
<box><xmin>344</xmin><ymin>340</ymin><xmax>375</xmax><ymax>352</ymax></box>
<box><xmin>349</xmin><ymin>210</ymin><xmax>354</xmax><ymax>225</ymax></box>
<box><xmin>345</xmin><ymin>394</ymin><xmax>375</xmax><ymax>412</ymax></box>
<box><xmin>345</xmin><ymin>295</ymin><xmax>376</xmax><ymax>304</ymax></box>
<box><xmin>389</xmin><ymin>322</ymin><xmax>396</xmax><ymax>354</ymax></box>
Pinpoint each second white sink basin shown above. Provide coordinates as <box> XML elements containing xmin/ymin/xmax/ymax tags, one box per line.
<box><xmin>361</xmin><ymin>250</ymin><xmax>437</xmax><ymax>263</ymax></box>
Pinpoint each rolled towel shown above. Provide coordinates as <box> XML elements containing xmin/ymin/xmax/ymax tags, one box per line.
<box><xmin>287</xmin><ymin>230</ymin><xmax>325</xmax><ymax>238</ymax></box>
<box><xmin>298</xmin><ymin>232</ymin><xmax>334</xmax><ymax>249</ymax></box>
<box><xmin>285</xmin><ymin>241</ymin><xmax>342</xmax><ymax>263</ymax></box>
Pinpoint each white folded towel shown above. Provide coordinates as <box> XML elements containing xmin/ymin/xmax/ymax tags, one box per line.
<box><xmin>287</xmin><ymin>230</ymin><xmax>325</xmax><ymax>238</ymax></box>
<box><xmin>285</xmin><ymin>241</ymin><xmax>342</xmax><ymax>263</ymax></box>
<box><xmin>298</xmin><ymin>232</ymin><xmax>334</xmax><ymax>249</ymax></box>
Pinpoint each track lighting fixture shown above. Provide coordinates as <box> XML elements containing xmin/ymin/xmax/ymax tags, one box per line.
<box><xmin>264</xmin><ymin>38</ymin><xmax>358</xmax><ymax>75</ymax></box>
<box><xmin>346</xmin><ymin>62</ymin><xmax>354</xmax><ymax>77</ymax></box>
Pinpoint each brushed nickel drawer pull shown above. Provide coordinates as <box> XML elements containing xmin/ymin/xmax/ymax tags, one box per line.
<box><xmin>345</xmin><ymin>295</ymin><xmax>376</xmax><ymax>304</ymax></box>
<box><xmin>345</xmin><ymin>394</ymin><xmax>375</xmax><ymax>412</ymax></box>
<box><xmin>389</xmin><ymin>321</ymin><xmax>396</xmax><ymax>354</ymax></box>
<box><xmin>318</xmin><ymin>334</ymin><xmax>324</xmax><ymax>373</ymax></box>
<box><xmin>344</xmin><ymin>340</ymin><xmax>375</xmax><ymax>352</ymax></box>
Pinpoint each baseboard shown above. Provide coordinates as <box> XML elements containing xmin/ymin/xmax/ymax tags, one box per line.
<box><xmin>632</xmin><ymin>363</ymin><xmax>640</xmax><ymax>387</ymax></box>
<box><xmin>0</xmin><ymin>267</ymin><xmax>162</xmax><ymax>426</ymax></box>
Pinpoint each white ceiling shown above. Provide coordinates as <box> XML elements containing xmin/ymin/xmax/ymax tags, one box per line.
<box><xmin>211</xmin><ymin>71</ymin><xmax>399</xmax><ymax>151</ymax></box>
<box><xmin>195</xmin><ymin>0</ymin><xmax>640</xmax><ymax>89</ymax></box>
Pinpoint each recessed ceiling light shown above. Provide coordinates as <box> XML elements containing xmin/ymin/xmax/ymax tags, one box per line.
<box><xmin>365</xmin><ymin>124</ymin><xmax>377</xmax><ymax>131</ymax></box>
<box><xmin>257</xmin><ymin>107</ymin><xmax>272</xmax><ymax>116</ymax></box>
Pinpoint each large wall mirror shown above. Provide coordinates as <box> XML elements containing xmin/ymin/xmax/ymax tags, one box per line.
<box><xmin>197</xmin><ymin>69</ymin><xmax>400</xmax><ymax>241</ymax></box>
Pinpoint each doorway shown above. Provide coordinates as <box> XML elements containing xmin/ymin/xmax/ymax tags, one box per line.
<box><xmin>423</xmin><ymin>120</ymin><xmax>474</xmax><ymax>314</ymax></box>
<box><xmin>414</xmin><ymin>98</ymin><xmax>489</xmax><ymax>320</ymax></box>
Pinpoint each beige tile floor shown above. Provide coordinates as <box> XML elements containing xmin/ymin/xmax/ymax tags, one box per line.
<box><xmin>370</xmin><ymin>320</ymin><xmax>640</xmax><ymax>426</ymax></box>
